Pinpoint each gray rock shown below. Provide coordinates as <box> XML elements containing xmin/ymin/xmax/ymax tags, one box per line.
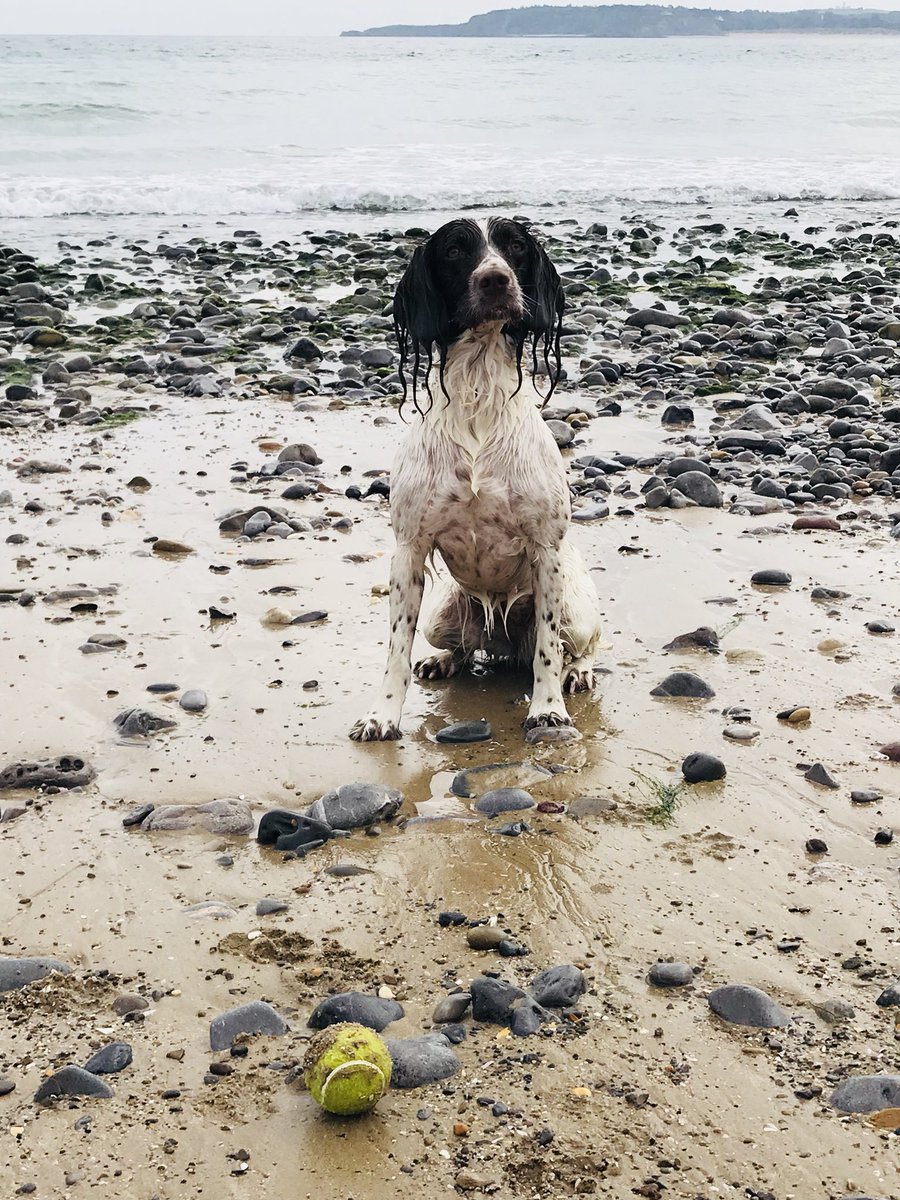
<box><xmin>0</xmin><ymin>755</ymin><xmax>95</xmax><ymax>791</ymax></box>
<box><xmin>650</xmin><ymin>672</ymin><xmax>715</xmax><ymax>699</ymax></box>
<box><xmin>255</xmin><ymin>898</ymin><xmax>289</xmax><ymax>917</ymax></box>
<box><xmin>179</xmin><ymin>689</ymin><xmax>208</xmax><ymax>712</ymax></box>
<box><xmin>545</xmin><ymin>419</ymin><xmax>574</xmax><ymax>448</ymax></box>
<box><xmin>750</xmin><ymin>569</ymin><xmax>792</xmax><ymax>586</ymax></box>
<box><xmin>804</xmin><ymin>762</ymin><xmax>840</xmax><ymax>789</ymax></box>
<box><xmin>530</xmin><ymin>965</ymin><xmax>586</xmax><ymax>1008</ymax></box>
<box><xmin>830</xmin><ymin>1075</ymin><xmax>900</xmax><ymax>1114</ymax></box>
<box><xmin>0</xmin><ymin>956</ymin><xmax>72</xmax><ymax>993</ymax></box>
<box><xmin>308</xmin><ymin>991</ymin><xmax>404</xmax><ymax>1033</ymax></box>
<box><xmin>113</xmin><ymin>708</ymin><xmax>177</xmax><ymax>737</ymax></box>
<box><xmin>469</xmin><ymin>976</ymin><xmax>526</xmax><ymax>1024</ymax></box>
<box><xmin>450</xmin><ymin>762</ymin><xmax>552</xmax><ymax>798</ymax></box>
<box><xmin>682</xmin><ymin>753</ymin><xmax>726</xmax><ymax>783</ymax></box>
<box><xmin>876</xmin><ymin>981</ymin><xmax>900</xmax><ymax>1007</ymax></box>
<box><xmin>435</xmin><ymin>719</ymin><xmax>491</xmax><ymax>744</ymax></box>
<box><xmin>708</xmin><ymin>984</ymin><xmax>791</xmax><ymax>1028</ymax></box>
<box><xmin>649</xmin><ymin>962</ymin><xmax>695</xmax><ymax>988</ymax></box>
<box><xmin>209</xmin><ymin>1001</ymin><xmax>287</xmax><ymax>1050</ymax></box>
<box><xmin>432</xmin><ymin>993</ymin><xmax>471</xmax><ymax>1024</ymax></box>
<box><xmin>139</xmin><ymin>798</ymin><xmax>253</xmax><ymax>835</ymax></box>
<box><xmin>670</xmin><ymin>470</ymin><xmax>722</xmax><ymax>508</ymax></box>
<box><xmin>474</xmin><ymin>788</ymin><xmax>535</xmax><ymax>815</ymax></box>
<box><xmin>34</xmin><ymin>1066</ymin><xmax>114</xmax><ymax>1103</ymax></box>
<box><xmin>510</xmin><ymin>995</ymin><xmax>555</xmax><ymax>1036</ymax></box>
<box><xmin>83</xmin><ymin>1041</ymin><xmax>132</xmax><ymax>1075</ymax></box>
<box><xmin>307</xmin><ymin>782</ymin><xmax>403</xmax><ymax>829</ymax></box>
<box><xmin>387</xmin><ymin>1035</ymin><xmax>460</xmax><ymax>1088</ymax></box>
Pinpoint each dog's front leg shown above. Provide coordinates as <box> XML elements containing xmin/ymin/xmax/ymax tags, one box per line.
<box><xmin>350</xmin><ymin>543</ymin><xmax>426</xmax><ymax>741</ymax></box>
<box><xmin>524</xmin><ymin>545</ymin><xmax>573</xmax><ymax>731</ymax></box>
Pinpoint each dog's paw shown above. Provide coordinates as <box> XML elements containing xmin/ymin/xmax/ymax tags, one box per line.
<box><xmin>523</xmin><ymin>710</ymin><xmax>574</xmax><ymax>732</ymax></box>
<box><xmin>564</xmin><ymin>666</ymin><xmax>596</xmax><ymax>695</ymax></box>
<box><xmin>415</xmin><ymin>652</ymin><xmax>461</xmax><ymax>681</ymax></box>
<box><xmin>349</xmin><ymin>716</ymin><xmax>402</xmax><ymax>742</ymax></box>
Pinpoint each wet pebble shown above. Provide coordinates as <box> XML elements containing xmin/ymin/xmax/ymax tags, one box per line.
<box><xmin>209</xmin><ymin>1001</ymin><xmax>288</xmax><ymax>1050</ymax></box>
<box><xmin>751</xmin><ymin>569</ymin><xmax>792</xmax><ymax>586</ymax></box>
<box><xmin>851</xmin><ymin>789</ymin><xmax>882</xmax><ymax>804</ymax></box>
<box><xmin>435</xmin><ymin>719</ymin><xmax>491</xmax><ymax>743</ymax></box>
<box><xmin>830</xmin><ymin>1075</ymin><xmax>900</xmax><ymax>1113</ymax></box>
<box><xmin>805</xmin><ymin>838</ymin><xmax>828</xmax><ymax>854</ymax></box>
<box><xmin>83</xmin><ymin>1041</ymin><xmax>132</xmax><ymax>1075</ymax></box>
<box><xmin>876</xmin><ymin>982</ymin><xmax>900</xmax><ymax>1007</ymax></box>
<box><xmin>0</xmin><ymin>956</ymin><xmax>71</xmax><ymax>993</ymax></box>
<box><xmin>804</xmin><ymin>762</ymin><xmax>840</xmax><ymax>789</ymax></box>
<box><xmin>387</xmin><ymin>1035</ymin><xmax>461</xmax><ymax>1088</ymax></box>
<box><xmin>112</xmin><ymin>994</ymin><xmax>149</xmax><ymax>1017</ymax></box>
<box><xmin>179</xmin><ymin>689</ymin><xmax>208</xmax><ymax>712</ymax></box>
<box><xmin>0</xmin><ymin>1077</ymin><xmax>15</xmax><ymax>1096</ymax></box>
<box><xmin>255</xmin><ymin>898</ymin><xmax>289</xmax><ymax>916</ymax></box>
<box><xmin>307</xmin><ymin>991</ymin><xmax>404</xmax><ymax>1032</ymax></box>
<box><xmin>432</xmin><ymin>993</ymin><xmax>471</xmax><ymax>1024</ymax></box>
<box><xmin>466</xmin><ymin>925</ymin><xmax>507</xmax><ymax>951</ymax></box>
<box><xmin>307</xmin><ymin>781</ymin><xmax>402</xmax><ymax>829</ymax></box>
<box><xmin>874</xmin><ymin>828</ymin><xmax>894</xmax><ymax>845</ymax></box>
<box><xmin>469</xmin><ymin>976</ymin><xmax>526</xmax><ymax>1024</ymax></box>
<box><xmin>473</xmin><ymin>787</ymin><xmax>535</xmax><ymax>815</ymax></box>
<box><xmin>681</xmin><ymin>752</ymin><xmax>726</xmax><ymax>783</ymax></box>
<box><xmin>530</xmin><ymin>964</ymin><xmax>587</xmax><ymax>1007</ymax></box>
<box><xmin>708</xmin><ymin>984</ymin><xmax>791</xmax><ymax>1028</ymax></box>
<box><xmin>648</xmin><ymin>962</ymin><xmax>695</xmax><ymax>988</ymax></box>
<box><xmin>650</xmin><ymin>671</ymin><xmax>715</xmax><ymax>699</ymax></box>
<box><xmin>34</xmin><ymin>1066</ymin><xmax>114</xmax><ymax>1104</ymax></box>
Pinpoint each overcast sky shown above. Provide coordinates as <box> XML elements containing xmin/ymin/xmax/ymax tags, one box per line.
<box><xmin>1</xmin><ymin>0</ymin><xmax>890</xmax><ymax>37</ymax></box>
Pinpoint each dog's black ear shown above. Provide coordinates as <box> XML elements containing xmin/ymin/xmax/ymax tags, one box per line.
<box><xmin>522</xmin><ymin>238</ymin><xmax>565</xmax><ymax>337</ymax></box>
<box><xmin>393</xmin><ymin>243</ymin><xmax>450</xmax><ymax>414</ymax></box>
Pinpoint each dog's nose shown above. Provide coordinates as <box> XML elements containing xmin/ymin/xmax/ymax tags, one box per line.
<box><xmin>477</xmin><ymin>270</ymin><xmax>510</xmax><ymax>294</ymax></box>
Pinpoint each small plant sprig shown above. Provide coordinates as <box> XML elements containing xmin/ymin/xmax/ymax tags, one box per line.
<box><xmin>631</xmin><ymin>768</ymin><xmax>685</xmax><ymax>826</ymax></box>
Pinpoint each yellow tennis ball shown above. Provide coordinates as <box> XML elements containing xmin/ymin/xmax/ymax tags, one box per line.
<box><xmin>303</xmin><ymin>1022</ymin><xmax>392</xmax><ymax>1116</ymax></box>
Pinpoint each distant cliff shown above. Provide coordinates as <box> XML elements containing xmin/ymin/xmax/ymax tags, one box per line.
<box><xmin>342</xmin><ymin>5</ymin><xmax>900</xmax><ymax>38</ymax></box>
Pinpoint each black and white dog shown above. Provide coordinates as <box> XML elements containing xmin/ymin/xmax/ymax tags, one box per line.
<box><xmin>350</xmin><ymin>217</ymin><xmax>603</xmax><ymax>741</ymax></box>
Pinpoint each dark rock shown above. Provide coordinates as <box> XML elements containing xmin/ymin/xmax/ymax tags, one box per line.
<box><xmin>0</xmin><ymin>755</ymin><xmax>95</xmax><ymax>791</ymax></box>
<box><xmin>438</xmin><ymin>911</ymin><xmax>467</xmax><ymax>927</ymax></box>
<box><xmin>681</xmin><ymin>752</ymin><xmax>726</xmax><ymax>783</ymax></box>
<box><xmin>708</xmin><ymin>984</ymin><xmax>791</xmax><ymax>1028</ymax></box>
<box><xmin>650</xmin><ymin>672</ymin><xmax>715</xmax><ymax>699</ymax></box>
<box><xmin>450</xmin><ymin>761</ymin><xmax>552</xmax><ymax>798</ymax></box>
<box><xmin>0</xmin><ymin>956</ymin><xmax>72</xmax><ymax>993</ymax></box>
<box><xmin>670</xmin><ymin>471</ymin><xmax>722</xmax><ymax>508</ymax></box>
<box><xmin>122</xmin><ymin>803</ymin><xmax>155</xmax><ymax>827</ymax></box>
<box><xmin>648</xmin><ymin>962</ymin><xmax>694</xmax><ymax>988</ymax></box>
<box><xmin>830</xmin><ymin>1075</ymin><xmax>900</xmax><ymax>1114</ymax></box>
<box><xmin>307</xmin><ymin>782</ymin><xmax>402</xmax><ymax>829</ymax></box>
<box><xmin>179</xmin><ymin>689</ymin><xmax>208</xmax><ymax>712</ymax></box>
<box><xmin>804</xmin><ymin>762</ymin><xmax>840</xmax><ymax>789</ymax></box>
<box><xmin>255</xmin><ymin>898</ymin><xmax>289</xmax><ymax>916</ymax></box>
<box><xmin>751</xmin><ymin>569</ymin><xmax>792</xmax><ymax>586</ymax></box>
<box><xmin>432</xmin><ymin>993</ymin><xmax>472</xmax><ymax>1024</ymax></box>
<box><xmin>874</xmin><ymin>828</ymin><xmax>894</xmax><ymax>846</ymax></box>
<box><xmin>113</xmin><ymin>708</ymin><xmax>177</xmax><ymax>737</ymax></box>
<box><xmin>435</xmin><ymin>719</ymin><xmax>491</xmax><ymax>744</ymax></box>
<box><xmin>805</xmin><ymin>838</ymin><xmax>828</xmax><ymax>854</ymax></box>
<box><xmin>530</xmin><ymin>965</ymin><xmax>586</xmax><ymax>1008</ymax></box>
<box><xmin>387</xmin><ymin>1035</ymin><xmax>461</xmax><ymax>1088</ymax></box>
<box><xmin>469</xmin><ymin>976</ymin><xmax>526</xmax><ymax>1024</ymax></box>
<box><xmin>876</xmin><ymin>982</ymin><xmax>900</xmax><ymax>1007</ymax></box>
<box><xmin>34</xmin><ymin>1066</ymin><xmax>114</xmax><ymax>1103</ymax></box>
<box><xmin>510</xmin><ymin>995</ymin><xmax>554</xmax><ymax>1037</ymax></box>
<box><xmin>663</xmin><ymin>627</ymin><xmax>720</xmax><ymax>654</ymax></box>
<box><xmin>307</xmin><ymin>992</ymin><xmax>404</xmax><ymax>1033</ymax></box>
<box><xmin>256</xmin><ymin>809</ymin><xmax>334</xmax><ymax>853</ymax></box>
<box><xmin>83</xmin><ymin>1041</ymin><xmax>132</xmax><ymax>1075</ymax></box>
<box><xmin>209</xmin><ymin>1001</ymin><xmax>288</xmax><ymax>1050</ymax></box>
<box><xmin>473</xmin><ymin>788</ymin><xmax>535</xmax><ymax>815</ymax></box>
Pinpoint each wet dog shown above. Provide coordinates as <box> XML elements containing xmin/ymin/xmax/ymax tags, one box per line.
<box><xmin>350</xmin><ymin>218</ymin><xmax>602</xmax><ymax>741</ymax></box>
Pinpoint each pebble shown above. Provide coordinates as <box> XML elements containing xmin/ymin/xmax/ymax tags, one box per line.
<box><xmin>469</xmin><ymin>976</ymin><xmax>526</xmax><ymax>1024</ymax></box>
<box><xmin>866</xmin><ymin>620</ymin><xmax>895</xmax><ymax>634</ymax></box>
<box><xmin>878</xmin><ymin>741</ymin><xmax>900</xmax><ymax>761</ymax></box>
<box><xmin>434</xmin><ymin>719</ymin><xmax>491</xmax><ymax>743</ymax></box>
<box><xmin>648</xmin><ymin>962</ymin><xmax>695</xmax><ymax>988</ymax></box>
<box><xmin>307</xmin><ymin>991</ymin><xmax>404</xmax><ymax>1032</ymax></box>
<box><xmin>850</xmin><ymin>789</ymin><xmax>882</xmax><ymax>804</ymax></box>
<box><xmin>0</xmin><ymin>956</ymin><xmax>71</xmax><ymax>993</ymax></box>
<box><xmin>112</xmin><ymin>994</ymin><xmax>149</xmax><ymax>1016</ymax></box>
<box><xmin>751</xmin><ymin>569</ymin><xmax>792</xmax><ymax>586</ymax></box>
<box><xmin>723</xmin><ymin>724</ymin><xmax>759</xmax><ymax>741</ymax></box>
<box><xmin>113</xmin><ymin>707</ymin><xmax>177</xmax><ymax>737</ymax></box>
<box><xmin>805</xmin><ymin>838</ymin><xmax>828</xmax><ymax>854</ymax></box>
<box><xmin>874</xmin><ymin>828</ymin><xmax>894</xmax><ymax>845</ymax></box>
<box><xmin>0</xmin><ymin>1078</ymin><xmax>15</xmax><ymax>1096</ymax></box>
<box><xmin>139</xmin><ymin>798</ymin><xmax>253</xmax><ymax>835</ymax></box>
<box><xmin>432</xmin><ymin>993</ymin><xmax>472</xmax><ymax>1024</ymax></box>
<box><xmin>777</xmin><ymin>706</ymin><xmax>810</xmax><ymax>723</ymax></box>
<box><xmin>307</xmin><ymin>782</ymin><xmax>402</xmax><ymax>829</ymax></box>
<box><xmin>830</xmin><ymin>1075</ymin><xmax>900</xmax><ymax>1114</ymax></box>
<box><xmin>804</xmin><ymin>762</ymin><xmax>840</xmax><ymax>789</ymax></box>
<box><xmin>34</xmin><ymin>1066</ymin><xmax>114</xmax><ymax>1103</ymax></box>
<box><xmin>255</xmin><ymin>898</ymin><xmax>289</xmax><ymax>916</ymax></box>
<box><xmin>0</xmin><ymin>756</ymin><xmax>95</xmax><ymax>791</ymax></box>
<box><xmin>681</xmin><ymin>752</ymin><xmax>726</xmax><ymax>783</ymax></box>
<box><xmin>650</xmin><ymin>671</ymin><xmax>716</xmax><ymax>699</ymax></box>
<box><xmin>510</xmin><ymin>995</ymin><xmax>553</xmax><ymax>1037</ymax></box>
<box><xmin>530</xmin><ymin>964</ymin><xmax>587</xmax><ymax>1007</ymax></box>
<box><xmin>387</xmin><ymin>1035</ymin><xmax>461</xmax><ymax>1088</ymax></box>
<box><xmin>876</xmin><ymin>982</ymin><xmax>900</xmax><ymax>1007</ymax></box>
<box><xmin>708</xmin><ymin>984</ymin><xmax>791</xmax><ymax>1028</ymax></box>
<box><xmin>209</xmin><ymin>1001</ymin><xmax>288</xmax><ymax>1050</ymax></box>
<box><xmin>450</xmin><ymin>761</ymin><xmax>552</xmax><ymax>798</ymax></box>
<box><xmin>473</xmin><ymin>787</ymin><xmax>535</xmax><ymax>815</ymax></box>
<box><xmin>179</xmin><ymin>688</ymin><xmax>208</xmax><ymax>712</ymax></box>
<box><xmin>83</xmin><ymin>1041</ymin><xmax>133</xmax><ymax>1075</ymax></box>
<box><xmin>466</xmin><ymin>925</ymin><xmax>508</xmax><ymax>951</ymax></box>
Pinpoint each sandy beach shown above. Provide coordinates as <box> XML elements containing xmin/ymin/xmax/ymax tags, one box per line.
<box><xmin>1</xmin><ymin>213</ymin><xmax>899</xmax><ymax>1199</ymax></box>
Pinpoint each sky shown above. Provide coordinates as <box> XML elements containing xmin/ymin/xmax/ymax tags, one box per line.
<box><xmin>0</xmin><ymin>0</ymin><xmax>894</xmax><ymax>37</ymax></box>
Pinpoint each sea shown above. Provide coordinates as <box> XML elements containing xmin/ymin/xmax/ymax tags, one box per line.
<box><xmin>2</xmin><ymin>33</ymin><xmax>900</xmax><ymax>251</ymax></box>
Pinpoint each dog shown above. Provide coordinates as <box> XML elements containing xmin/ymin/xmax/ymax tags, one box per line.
<box><xmin>350</xmin><ymin>217</ymin><xmax>603</xmax><ymax>742</ymax></box>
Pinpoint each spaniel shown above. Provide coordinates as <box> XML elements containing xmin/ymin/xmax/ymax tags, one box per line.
<box><xmin>350</xmin><ymin>217</ymin><xmax>603</xmax><ymax>741</ymax></box>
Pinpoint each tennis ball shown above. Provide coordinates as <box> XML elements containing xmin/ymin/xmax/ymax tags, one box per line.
<box><xmin>303</xmin><ymin>1022</ymin><xmax>392</xmax><ymax>1116</ymax></box>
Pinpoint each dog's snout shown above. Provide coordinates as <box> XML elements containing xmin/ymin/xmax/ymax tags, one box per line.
<box><xmin>477</xmin><ymin>269</ymin><xmax>510</xmax><ymax>294</ymax></box>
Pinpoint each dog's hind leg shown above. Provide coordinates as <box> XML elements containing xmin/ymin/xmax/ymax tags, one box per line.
<box><xmin>561</xmin><ymin>544</ymin><xmax>603</xmax><ymax>694</ymax></box>
<box><xmin>415</xmin><ymin>584</ymin><xmax>480</xmax><ymax>680</ymax></box>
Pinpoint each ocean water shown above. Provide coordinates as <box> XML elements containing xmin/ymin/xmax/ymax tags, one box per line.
<box><xmin>1</xmin><ymin>33</ymin><xmax>900</xmax><ymax>242</ymax></box>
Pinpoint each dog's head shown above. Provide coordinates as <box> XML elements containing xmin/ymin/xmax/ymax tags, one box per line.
<box><xmin>393</xmin><ymin>218</ymin><xmax>564</xmax><ymax>413</ymax></box>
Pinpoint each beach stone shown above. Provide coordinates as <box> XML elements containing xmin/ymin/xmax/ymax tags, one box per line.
<box><xmin>804</xmin><ymin>762</ymin><xmax>840</xmax><ymax>789</ymax></box>
<box><xmin>649</xmin><ymin>962</ymin><xmax>695</xmax><ymax>988</ymax></box>
<box><xmin>83</xmin><ymin>1042</ymin><xmax>132</xmax><ymax>1075</ymax></box>
<box><xmin>179</xmin><ymin>689</ymin><xmax>208</xmax><ymax>712</ymax></box>
<box><xmin>525</xmin><ymin>724</ymin><xmax>582</xmax><ymax>744</ymax></box>
<box><xmin>112</xmin><ymin>994</ymin><xmax>149</xmax><ymax>1017</ymax></box>
<box><xmin>878</xmin><ymin>742</ymin><xmax>900</xmax><ymax>761</ymax></box>
<box><xmin>510</xmin><ymin>995</ymin><xmax>554</xmax><ymax>1037</ymax></box>
<box><xmin>681</xmin><ymin>752</ymin><xmax>726</xmax><ymax>783</ymax></box>
<box><xmin>0</xmin><ymin>755</ymin><xmax>95</xmax><ymax>791</ymax></box>
<box><xmin>874</xmin><ymin>829</ymin><xmax>894</xmax><ymax>845</ymax></box>
<box><xmin>650</xmin><ymin>672</ymin><xmax>715</xmax><ymax>699</ymax></box>
<box><xmin>851</xmin><ymin>789</ymin><xmax>882</xmax><ymax>804</ymax></box>
<box><xmin>708</xmin><ymin>984</ymin><xmax>791</xmax><ymax>1028</ymax></box>
<box><xmin>0</xmin><ymin>957</ymin><xmax>72</xmax><ymax>993</ymax></box>
<box><xmin>146</xmin><ymin>682</ymin><xmax>179</xmax><ymax>694</ymax></box>
<box><xmin>530</xmin><ymin>965</ymin><xmax>586</xmax><ymax>1008</ymax></box>
<box><xmin>387</xmin><ymin>1035</ymin><xmax>460</xmax><ymax>1088</ymax></box>
<box><xmin>793</xmin><ymin>515</ymin><xmax>841</xmax><ymax>531</ymax></box>
<box><xmin>307</xmin><ymin>992</ymin><xmax>404</xmax><ymax>1032</ymax></box>
<box><xmin>812</xmin><ymin>998</ymin><xmax>855</xmax><ymax>1024</ymax></box>
<box><xmin>435</xmin><ymin>719</ymin><xmax>491</xmax><ymax>743</ymax></box>
<box><xmin>255</xmin><ymin>898</ymin><xmax>289</xmax><ymax>916</ymax></box>
<box><xmin>34</xmin><ymin>1066</ymin><xmax>113</xmax><ymax>1104</ymax></box>
<box><xmin>0</xmin><ymin>1078</ymin><xmax>14</xmax><ymax>1096</ymax></box>
<box><xmin>140</xmin><ymin>798</ymin><xmax>253</xmax><ymax>835</ymax></box>
<box><xmin>307</xmin><ymin>782</ymin><xmax>402</xmax><ymax>829</ymax></box>
<box><xmin>830</xmin><ymin>1075</ymin><xmax>900</xmax><ymax>1114</ymax></box>
<box><xmin>751</xmin><ymin>569</ymin><xmax>792</xmax><ymax>586</ymax></box>
<box><xmin>473</xmin><ymin>788</ymin><xmax>535</xmax><ymax>815</ymax></box>
<box><xmin>450</xmin><ymin>761</ymin><xmax>552</xmax><ymax>798</ymax></box>
<box><xmin>670</xmin><ymin>471</ymin><xmax>722</xmax><ymax>508</ymax></box>
<box><xmin>876</xmin><ymin>982</ymin><xmax>900</xmax><ymax>1007</ymax></box>
<box><xmin>113</xmin><ymin>708</ymin><xmax>177</xmax><ymax>737</ymax></box>
<box><xmin>209</xmin><ymin>1001</ymin><xmax>287</xmax><ymax>1050</ymax></box>
<box><xmin>470</xmin><ymin>976</ymin><xmax>526</xmax><ymax>1024</ymax></box>
<box><xmin>432</xmin><ymin>993</ymin><xmax>471</xmax><ymax>1024</ymax></box>
<box><xmin>278</xmin><ymin>442</ymin><xmax>321</xmax><ymax>465</ymax></box>
<box><xmin>467</xmin><ymin>925</ymin><xmax>507</xmax><ymax>951</ymax></box>
<box><xmin>663</xmin><ymin>626</ymin><xmax>720</xmax><ymax>654</ymax></box>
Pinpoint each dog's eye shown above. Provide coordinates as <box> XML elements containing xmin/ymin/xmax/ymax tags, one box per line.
<box><xmin>445</xmin><ymin>246</ymin><xmax>462</xmax><ymax>260</ymax></box>
<box><xmin>509</xmin><ymin>239</ymin><xmax>527</xmax><ymax>256</ymax></box>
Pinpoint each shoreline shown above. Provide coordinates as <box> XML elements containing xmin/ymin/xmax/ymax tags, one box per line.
<box><xmin>1</xmin><ymin>211</ymin><xmax>899</xmax><ymax>1199</ymax></box>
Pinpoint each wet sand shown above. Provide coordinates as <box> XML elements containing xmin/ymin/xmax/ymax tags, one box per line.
<box><xmin>1</xmin><ymin>216</ymin><xmax>899</xmax><ymax>1199</ymax></box>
